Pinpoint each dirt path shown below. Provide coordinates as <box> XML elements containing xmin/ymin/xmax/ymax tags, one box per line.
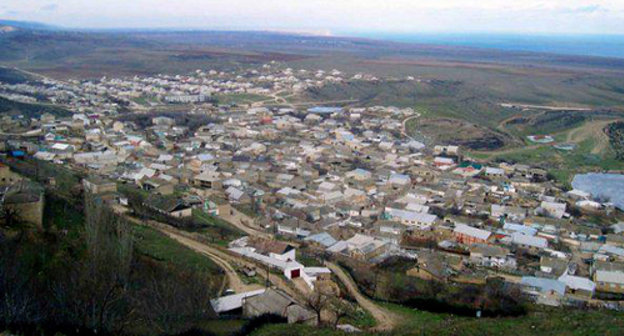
<box><xmin>471</xmin><ymin>143</ymin><xmax>544</xmax><ymax>157</ymax></box>
<box><xmin>500</xmin><ymin>103</ymin><xmax>592</xmax><ymax>111</ymax></box>
<box><xmin>124</xmin><ymin>214</ymin><xmax>260</xmax><ymax>294</ymax></box>
<box><xmin>325</xmin><ymin>262</ymin><xmax>399</xmax><ymax>332</ymax></box>
<box><xmin>566</xmin><ymin>119</ymin><xmax>617</xmax><ymax>155</ymax></box>
<box><xmin>158</xmin><ymin>227</ymin><xmax>263</xmax><ymax>294</ymax></box>
<box><xmin>472</xmin><ymin>120</ymin><xmax>615</xmax><ymax>158</ymax></box>
<box><xmin>132</xmin><ymin>218</ymin><xmax>304</xmax><ymax>300</ymax></box>
<box><xmin>217</xmin><ymin>209</ymin><xmax>272</xmax><ymax>239</ymax></box>
<box><xmin>150</xmin><ymin>222</ymin><xmax>293</xmax><ymax>294</ymax></box>
<box><xmin>401</xmin><ymin>114</ymin><xmax>420</xmax><ymax>139</ymax></box>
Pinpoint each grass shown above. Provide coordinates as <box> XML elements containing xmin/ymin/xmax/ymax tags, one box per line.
<box><xmin>193</xmin><ymin>209</ymin><xmax>244</xmax><ymax>232</ymax></box>
<box><xmin>198</xmin><ymin>319</ymin><xmax>247</xmax><ymax>336</ymax></box>
<box><xmin>382</xmin><ymin>302</ymin><xmax>624</xmax><ymax>336</ymax></box>
<box><xmin>43</xmin><ymin>194</ymin><xmax>84</xmax><ymax>232</ymax></box>
<box><xmin>214</xmin><ymin>93</ymin><xmax>269</xmax><ymax>105</ymax></box>
<box><xmin>233</xmin><ymin>203</ymin><xmax>259</xmax><ymax>218</ymax></box>
<box><xmin>133</xmin><ymin>224</ymin><xmax>222</xmax><ymax>274</ymax></box>
<box><xmin>0</xmin><ymin>66</ymin><xmax>32</xmax><ymax>84</ymax></box>
<box><xmin>341</xmin><ymin>306</ymin><xmax>376</xmax><ymax>329</ymax></box>
<box><xmin>470</xmin><ymin>127</ymin><xmax>624</xmax><ymax>187</ymax></box>
<box><xmin>192</xmin><ymin>209</ymin><xmax>245</xmax><ymax>246</ymax></box>
<box><xmin>5</xmin><ymin>158</ymin><xmax>83</xmax><ymax>200</ymax></box>
<box><xmin>0</xmin><ymin>96</ymin><xmax>71</xmax><ymax>118</ymax></box>
<box><xmin>296</xmin><ymin>250</ymin><xmax>324</xmax><ymax>267</ymax></box>
<box><xmin>251</xmin><ymin>302</ymin><xmax>624</xmax><ymax>336</ymax></box>
<box><xmin>131</xmin><ymin>96</ymin><xmax>152</xmax><ymax>106</ymax></box>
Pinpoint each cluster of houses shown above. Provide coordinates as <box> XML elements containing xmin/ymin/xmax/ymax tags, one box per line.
<box><xmin>2</xmin><ymin>63</ymin><xmax>624</xmax><ymax>312</ymax></box>
<box><xmin>0</xmin><ymin>62</ymin><xmax>396</xmax><ymax>117</ymax></box>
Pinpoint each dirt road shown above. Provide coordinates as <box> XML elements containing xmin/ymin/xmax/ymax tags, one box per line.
<box><xmin>566</xmin><ymin>119</ymin><xmax>618</xmax><ymax>155</ymax></box>
<box><xmin>500</xmin><ymin>103</ymin><xmax>592</xmax><ymax>111</ymax></box>
<box><xmin>158</xmin><ymin>226</ymin><xmax>263</xmax><ymax>294</ymax></box>
<box><xmin>124</xmin><ymin>214</ymin><xmax>260</xmax><ymax>294</ymax></box>
<box><xmin>325</xmin><ymin>262</ymin><xmax>399</xmax><ymax>332</ymax></box>
<box><xmin>137</xmin><ymin>219</ymin><xmax>304</xmax><ymax>300</ymax></box>
<box><xmin>216</xmin><ymin>209</ymin><xmax>272</xmax><ymax>239</ymax></box>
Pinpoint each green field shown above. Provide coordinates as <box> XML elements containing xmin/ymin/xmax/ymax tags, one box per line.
<box><xmin>0</xmin><ymin>66</ymin><xmax>33</xmax><ymax>84</ymax></box>
<box><xmin>468</xmin><ymin>119</ymin><xmax>624</xmax><ymax>186</ymax></box>
<box><xmin>192</xmin><ymin>209</ymin><xmax>245</xmax><ymax>246</ymax></box>
<box><xmin>251</xmin><ymin>302</ymin><xmax>624</xmax><ymax>336</ymax></box>
<box><xmin>133</xmin><ymin>224</ymin><xmax>223</xmax><ymax>275</ymax></box>
<box><xmin>0</xmin><ymin>96</ymin><xmax>71</xmax><ymax>118</ymax></box>
<box><xmin>214</xmin><ymin>93</ymin><xmax>270</xmax><ymax>105</ymax></box>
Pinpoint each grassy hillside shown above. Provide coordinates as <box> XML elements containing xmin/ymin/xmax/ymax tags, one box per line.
<box><xmin>0</xmin><ymin>67</ymin><xmax>33</xmax><ymax>84</ymax></box>
<box><xmin>252</xmin><ymin>303</ymin><xmax>624</xmax><ymax>336</ymax></box>
<box><xmin>0</xmin><ymin>96</ymin><xmax>71</xmax><ymax>118</ymax></box>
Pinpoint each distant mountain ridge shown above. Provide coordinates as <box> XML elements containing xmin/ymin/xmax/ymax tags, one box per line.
<box><xmin>0</xmin><ymin>19</ymin><xmax>58</xmax><ymax>31</ymax></box>
<box><xmin>2</xmin><ymin>19</ymin><xmax>624</xmax><ymax>80</ymax></box>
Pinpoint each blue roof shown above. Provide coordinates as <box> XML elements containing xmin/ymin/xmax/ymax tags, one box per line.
<box><xmin>521</xmin><ymin>276</ymin><xmax>566</xmax><ymax>295</ymax></box>
<box><xmin>305</xmin><ymin>232</ymin><xmax>338</xmax><ymax>247</ymax></box>
<box><xmin>353</xmin><ymin>168</ymin><xmax>370</xmax><ymax>176</ymax></box>
<box><xmin>503</xmin><ymin>223</ymin><xmax>537</xmax><ymax>236</ymax></box>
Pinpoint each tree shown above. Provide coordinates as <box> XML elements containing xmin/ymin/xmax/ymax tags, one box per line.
<box><xmin>329</xmin><ymin>298</ymin><xmax>356</xmax><ymax>328</ymax></box>
<box><xmin>305</xmin><ymin>290</ymin><xmax>331</xmax><ymax>326</ymax></box>
<box><xmin>51</xmin><ymin>195</ymin><xmax>135</xmax><ymax>334</ymax></box>
<box><xmin>130</xmin><ymin>261</ymin><xmax>217</xmax><ymax>334</ymax></box>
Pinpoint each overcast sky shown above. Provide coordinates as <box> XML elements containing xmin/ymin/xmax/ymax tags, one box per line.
<box><xmin>2</xmin><ymin>0</ymin><xmax>624</xmax><ymax>35</ymax></box>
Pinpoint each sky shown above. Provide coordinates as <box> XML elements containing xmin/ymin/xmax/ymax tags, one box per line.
<box><xmin>2</xmin><ymin>0</ymin><xmax>624</xmax><ymax>35</ymax></box>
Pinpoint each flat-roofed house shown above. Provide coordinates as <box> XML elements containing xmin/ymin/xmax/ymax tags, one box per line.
<box><xmin>83</xmin><ymin>176</ymin><xmax>117</xmax><ymax>195</ymax></box>
<box><xmin>511</xmin><ymin>232</ymin><xmax>548</xmax><ymax>250</ymax></box>
<box><xmin>558</xmin><ymin>273</ymin><xmax>595</xmax><ymax>298</ymax></box>
<box><xmin>243</xmin><ymin>288</ymin><xmax>317</xmax><ymax>325</ymax></box>
<box><xmin>594</xmin><ymin>270</ymin><xmax>624</xmax><ymax>294</ymax></box>
<box><xmin>470</xmin><ymin>244</ymin><xmax>516</xmax><ymax>269</ymax></box>
<box><xmin>453</xmin><ymin>223</ymin><xmax>491</xmax><ymax>245</ymax></box>
<box><xmin>385</xmin><ymin>208</ymin><xmax>437</xmax><ymax>229</ymax></box>
<box><xmin>539</xmin><ymin>201</ymin><xmax>567</xmax><ymax>219</ymax></box>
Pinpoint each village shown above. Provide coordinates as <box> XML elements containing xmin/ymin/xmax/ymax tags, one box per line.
<box><xmin>1</xmin><ymin>63</ymin><xmax>624</xmax><ymax>329</ymax></box>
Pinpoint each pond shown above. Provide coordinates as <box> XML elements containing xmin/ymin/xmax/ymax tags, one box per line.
<box><xmin>571</xmin><ymin>173</ymin><xmax>624</xmax><ymax>210</ymax></box>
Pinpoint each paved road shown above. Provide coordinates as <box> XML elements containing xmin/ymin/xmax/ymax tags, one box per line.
<box><xmin>325</xmin><ymin>261</ymin><xmax>399</xmax><ymax>332</ymax></box>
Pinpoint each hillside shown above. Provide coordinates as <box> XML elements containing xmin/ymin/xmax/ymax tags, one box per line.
<box><xmin>0</xmin><ymin>96</ymin><xmax>71</xmax><ymax>118</ymax></box>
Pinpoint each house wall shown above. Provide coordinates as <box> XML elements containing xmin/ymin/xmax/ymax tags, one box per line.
<box><xmin>0</xmin><ymin>166</ymin><xmax>23</xmax><ymax>186</ymax></box>
<box><xmin>84</xmin><ymin>180</ymin><xmax>117</xmax><ymax>194</ymax></box>
<box><xmin>285</xmin><ymin>306</ymin><xmax>317</xmax><ymax>325</ymax></box>
<box><xmin>566</xmin><ymin>288</ymin><xmax>593</xmax><ymax>299</ymax></box>
<box><xmin>6</xmin><ymin>196</ymin><xmax>44</xmax><ymax>229</ymax></box>
<box><xmin>454</xmin><ymin>232</ymin><xmax>486</xmax><ymax>245</ymax></box>
<box><xmin>595</xmin><ymin>279</ymin><xmax>624</xmax><ymax>294</ymax></box>
<box><xmin>155</xmin><ymin>184</ymin><xmax>174</xmax><ymax>196</ymax></box>
<box><xmin>283</xmin><ymin>266</ymin><xmax>304</xmax><ymax>280</ymax></box>
<box><xmin>170</xmin><ymin>207</ymin><xmax>192</xmax><ymax>218</ymax></box>
<box><xmin>271</xmin><ymin>249</ymin><xmax>296</xmax><ymax>262</ymax></box>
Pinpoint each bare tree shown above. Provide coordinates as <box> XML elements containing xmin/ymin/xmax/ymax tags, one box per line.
<box><xmin>52</xmin><ymin>195</ymin><xmax>135</xmax><ymax>333</ymax></box>
<box><xmin>305</xmin><ymin>290</ymin><xmax>331</xmax><ymax>326</ymax></box>
<box><xmin>130</xmin><ymin>261</ymin><xmax>217</xmax><ymax>335</ymax></box>
<box><xmin>329</xmin><ymin>298</ymin><xmax>355</xmax><ymax>328</ymax></box>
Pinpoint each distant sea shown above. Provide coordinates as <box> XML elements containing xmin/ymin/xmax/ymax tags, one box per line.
<box><xmin>351</xmin><ymin>33</ymin><xmax>624</xmax><ymax>59</ymax></box>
